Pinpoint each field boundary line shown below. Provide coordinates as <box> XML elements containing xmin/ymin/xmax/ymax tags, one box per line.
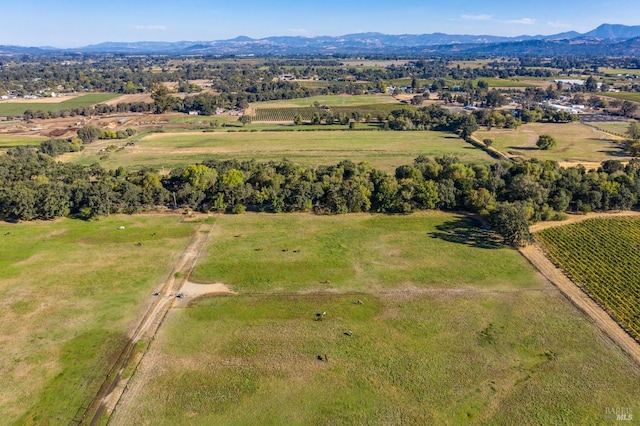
<box><xmin>78</xmin><ymin>222</ymin><xmax>215</xmax><ymax>425</ymax></box>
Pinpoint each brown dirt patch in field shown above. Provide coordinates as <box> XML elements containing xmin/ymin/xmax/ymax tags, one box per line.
<box><xmin>102</xmin><ymin>94</ymin><xmax>153</xmax><ymax>106</ymax></box>
<box><xmin>142</xmin><ymin>131</ymin><xmax>209</xmax><ymax>141</ymax></box>
<box><xmin>522</xmin><ymin>129</ymin><xmax>538</xmax><ymax>147</ymax></box>
<box><xmin>393</xmin><ymin>94</ymin><xmax>418</xmax><ymax>103</ymax></box>
<box><xmin>180</xmin><ymin>281</ymin><xmax>235</xmax><ymax>300</ymax></box>
<box><xmin>557</xmin><ymin>161</ymin><xmax>607</xmax><ymax>170</ymax></box>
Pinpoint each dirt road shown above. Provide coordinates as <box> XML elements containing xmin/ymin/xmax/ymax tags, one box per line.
<box><xmin>529</xmin><ymin>210</ymin><xmax>640</xmax><ymax>232</ymax></box>
<box><xmin>80</xmin><ymin>222</ymin><xmax>215</xmax><ymax>425</ymax></box>
<box><xmin>521</xmin><ymin>212</ymin><xmax>640</xmax><ymax>366</ymax></box>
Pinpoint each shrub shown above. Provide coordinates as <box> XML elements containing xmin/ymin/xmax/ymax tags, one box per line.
<box><xmin>536</xmin><ymin>134</ymin><xmax>557</xmax><ymax>150</ymax></box>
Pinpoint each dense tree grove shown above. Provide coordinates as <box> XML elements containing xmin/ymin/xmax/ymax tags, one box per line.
<box><xmin>3</xmin><ymin>145</ymin><xmax>640</xmax><ymax>245</ymax></box>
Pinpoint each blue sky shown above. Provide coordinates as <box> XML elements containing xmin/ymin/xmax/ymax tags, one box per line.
<box><xmin>3</xmin><ymin>0</ymin><xmax>639</xmax><ymax>47</ymax></box>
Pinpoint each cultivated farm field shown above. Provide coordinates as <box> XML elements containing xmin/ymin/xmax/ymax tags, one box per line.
<box><xmin>111</xmin><ymin>212</ymin><xmax>640</xmax><ymax>425</ymax></box>
<box><xmin>536</xmin><ymin>217</ymin><xmax>640</xmax><ymax>341</ymax></box>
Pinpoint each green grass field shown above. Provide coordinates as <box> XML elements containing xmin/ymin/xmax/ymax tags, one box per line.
<box><xmin>250</xmin><ymin>94</ymin><xmax>399</xmax><ymax>108</ymax></box>
<box><xmin>111</xmin><ymin>212</ymin><xmax>640</xmax><ymax>425</ymax></box>
<box><xmin>599</xmin><ymin>92</ymin><xmax>640</xmax><ymax>103</ymax></box>
<box><xmin>0</xmin><ymin>215</ymin><xmax>197</xmax><ymax>424</ymax></box>
<box><xmin>190</xmin><ymin>213</ymin><xmax>533</xmax><ymax>293</ymax></box>
<box><xmin>253</xmin><ymin>104</ymin><xmax>415</xmax><ymax>122</ymax></box>
<box><xmin>475</xmin><ymin>122</ymin><xmax>628</xmax><ymax>164</ymax></box>
<box><xmin>0</xmin><ymin>134</ymin><xmax>47</xmax><ymax>148</ymax></box>
<box><xmin>68</xmin><ymin>130</ymin><xmax>494</xmax><ymax>172</ymax></box>
<box><xmin>0</xmin><ymin>93</ymin><xmax>119</xmax><ymax>117</ymax></box>
<box><xmin>476</xmin><ymin>78</ymin><xmax>535</xmax><ymax>88</ymax></box>
<box><xmin>536</xmin><ymin>217</ymin><xmax>640</xmax><ymax>340</ymax></box>
<box><xmin>600</xmin><ymin>68</ymin><xmax>640</xmax><ymax>76</ymax></box>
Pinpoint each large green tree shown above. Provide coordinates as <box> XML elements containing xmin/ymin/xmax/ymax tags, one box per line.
<box><xmin>151</xmin><ymin>83</ymin><xmax>178</xmax><ymax>114</ymax></box>
<box><xmin>77</xmin><ymin>126</ymin><xmax>101</xmax><ymax>143</ymax></box>
<box><xmin>488</xmin><ymin>202</ymin><xmax>532</xmax><ymax>248</ymax></box>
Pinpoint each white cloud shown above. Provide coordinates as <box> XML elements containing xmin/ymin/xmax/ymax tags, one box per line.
<box><xmin>505</xmin><ymin>18</ymin><xmax>537</xmax><ymax>25</ymax></box>
<box><xmin>133</xmin><ymin>25</ymin><xmax>167</xmax><ymax>31</ymax></box>
<box><xmin>547</xmin><ymin>21</ymin><xmax>571</xmax><ymax>28</ymax></box>
<box><xmin>460</xmin><ymin>14</ymin><xmax>493</xmax><ymax>21</ymax></box>
<box><xmin>288</xmin><ymin>28</ymin><xmax>309</xmax><ymax>35</ymax></box>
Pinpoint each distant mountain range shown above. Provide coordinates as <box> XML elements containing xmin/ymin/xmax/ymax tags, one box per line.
<box><xmin>3</xmin><ymin>24</ymin><xmax>640</xmax><ymax>56</ymax></box>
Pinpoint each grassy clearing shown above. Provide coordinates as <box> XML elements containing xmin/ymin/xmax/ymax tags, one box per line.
<box><xmin>476</xmin><ymin>78</ymin><xmax>535</xmax><ymax>88</ymax></box>
<box><xmin>475</xmin><ymin>122</ymin><xmax>628</xmax><ymax>163</ymax></box>
<box><xmin>113</xmin><ymin>212</ymin><xmax>640</xmax><ymax>425</ymax></box>
<box><xmin>0</xmin><ymin>215</ymin><xmax>196</xmax><ymax>424</ymax></box>
<box><xmin>587</xmin><ymin>120</ymin><xmax>632</xmax><ymax>136</ymax></box>
<box><xmin>250</xmin><ymin>94</ymin><xmax>399</xmax><ymax>108</ymax></box>
<box><xmin>0</xmin><ymin>93</ymin><xmax>119</xmax><ymax>117</ymax></box>
<box><xmin>68</xmin><ymin>130</ymin><xmax>493</xmax><ymax>172</ymax></box>
<box><xmin>253</xmin><ymin>104</ymin><xmax>415</xmax><ymax>122</ymax></box>
<box><xmin>599</xmin><ymin>92</ymin><xmax>640</xmax><ymax>103</ymax></box>
<box><xmin>295</xmin><ymin>80</ymin><xmax>332</xmax><ymax>89</ymax></box>
<box><xmin>536</xmin><ymin>217</ymin><xmax>640</xmax><ymax>340</ymax></box>
<box><xmin>600</xmin><ymin>68</ymin><xmax>640</xmax><ymax>76</ymax></box>
<box><xmin>0</xmin><ymin>134</ymin><xmax>47</xmax><ymax>148</ymax></box>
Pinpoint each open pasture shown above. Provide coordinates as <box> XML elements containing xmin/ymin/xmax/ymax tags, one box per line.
<box><xmin>475</xmin><ymin>122</ymin><xmax>628</xmax><ymax>164</ymax></box>
<box><xmin>585</xmin><ymin>120</ymin><xmax>633</xmax><ymax>136</ymax></box>
<box><xmin>252</xmin><ymin>103</ymin><xmax>414</xmax><ymax>122</ymax></box>
<box><xmin>250</xmin><ymin>94</ymin><xmax>400</xmax><ymax>109</ymax></box>
<box><xmin>600</xmin><ymin>68</ymin><xmax>640</xmax><ymax>76</ymax></box>
<box><xmin>599</xmin><ymin>92</ymin><xmax>640</xmax><ymax>103</ymax></box>
<box><xmin>112</xmin><ymin>212</ymin><xmax>640</xmax><ymax>425</ymax></box>
<box><xmin>190</xmin><ymin>213</ymin><xmax>536</xmax><ymax>293</ymax></box>
<box><xmin>536</xmin><ymin>217</ymin><xmax>640</xmax><ymax>341</ymax></box>
<box><xmin>0</xmin><ymin>215</ymin><xmax>196</xmax><ymax>424</ymax></box>
<box><xmin>0</xmin><ymin>93</ymin><xmax>119</xmax><ymax>117</ymax></box>
<box><xmin>476</xmin><ymin>77</ymin><xmax>535</xmax><ymax>88</ymax></box>
<box><xmin>0</xmin><ymin>134</ymin><xmax>47</xmax><ymax>148</ymax></box>
<box><xmin>68</xmin><ymin>129</ymin><xmax>493</xmax><ymax>172</ymax></box>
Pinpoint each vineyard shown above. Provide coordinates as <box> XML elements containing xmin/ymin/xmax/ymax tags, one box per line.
<box><xmin>253</xmin><ymin>104</ymin><xmax>415</xmax><ymax>122</ymax></box>
<box><xmin>253</xmin><ymin>107</ymin><xmax>320</xmax><ymax>121</ymax></box>
<box><xmin>536</xmin><ymin>217</ymin><xmax>640</xmax><ymax>341</ymax></box>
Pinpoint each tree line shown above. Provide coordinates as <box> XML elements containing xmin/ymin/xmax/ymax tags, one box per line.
<box><xmin>2</xmin><ymin>144</ymin><xmax>640</xmax><ymax>246</ymax></box>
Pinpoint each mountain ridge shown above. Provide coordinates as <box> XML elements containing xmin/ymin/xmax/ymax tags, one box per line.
<box><xmin>2</xmin><ymin>23</ymin><xmax>640</xmax><ymax>56</ymax></box>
